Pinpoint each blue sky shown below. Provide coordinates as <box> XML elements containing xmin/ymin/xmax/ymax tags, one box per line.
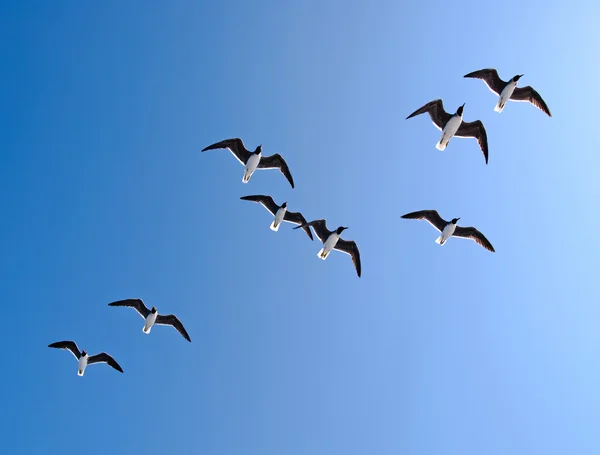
<box><xmin>2</xmin><ymin>1</ymin><xmax>600</xmax><ymax>453</ymax></box>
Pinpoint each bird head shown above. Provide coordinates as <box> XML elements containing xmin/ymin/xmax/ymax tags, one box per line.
<box><xmin>513</xmin><ymin>74</ymin><xmax>524</xmax><ymax>82</ymax></box>
<box><xmin>281</xmin><ymin>202</ymin><xmax>287</xmax><ymax>208</ymax></box>
<box><xmin>336</xmin><ymin>226</ymin><xmax>348</xmax><ymax>234</ymax></box>
<box><xmin>457</xmin><ymin>103</ymin><xmax>465</xmax><ymax>116</ymax></box>
<box><xmin>81</xmin><ymin>350</ymin><xmax>87</xmax><ymax>356</ymax></box>
<box><xmin>451</xmin><ymin>218</ymin><xmax>460</xmax><ymax>224</ymax></box>
<box><xmin>151</xmin><ymin>307</ymin><xmax>157</xmax><ymax>313</ymax></box>
<box><xmin>254</xmin><ymin>145</ymin><xmax>262</xmax><ymax>155</ymax></box>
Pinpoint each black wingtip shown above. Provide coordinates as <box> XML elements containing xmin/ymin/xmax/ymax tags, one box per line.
<box><xmin>302</xmin><ymin>227</ymin><xmax>314</xmax><ymax>240</ymax></box>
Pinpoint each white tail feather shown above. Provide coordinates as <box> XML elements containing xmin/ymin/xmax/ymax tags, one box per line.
<box><xmin>78</xmin><ymin>369</ymin><xmax>84</xmax><ymax>376</ymax></box>
<box><xmin>270</xmin><ymin>220</ymin><xmax>280</xmax><ymax>231</ymax></box>
<box><xmin>436</xmin><ymin>135</ymin><xmax>447</xmax><ymax>150</ymax></box>
<box><xmin>435</xmin><ymin>235</ymin><xmax>444</xmax><ymax>245</ymax></box>
<box><xmin>143</xmin><ymin>326</ymin><xmax>151</xmax><ymax>334</ymax></box>
<box><xmin>494</xmin><ymin>101</ymin><xmax>504</xmax><ymax>113</ymax></box>
<box><xmin>317</xmin><ymin>248</ymin><xmax>330</xmax><ymax>260</ymax></box>
<box><xmin>242</xmin><ymin>172</ymin><xmax>251</xmax><ymax>183</ymax></box>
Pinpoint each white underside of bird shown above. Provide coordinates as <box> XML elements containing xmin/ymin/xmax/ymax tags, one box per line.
<box><xmin>318</xmin><ymin>233</ymin><xmax>340</xmax><ymax>259</ymax></box>
<box><xmin>495</xmin><ymin>80</ymin><xmax>517</xmax><ymax>113</ymax></box>
<box><xmin>78</xmin><ymin>354</ymin><xmax>89</xmax><ymax>376</ymax></box>
<box><xmin>270</xmin><ymin>207</ymin><xmax>287</xmax><ymax>231</ymax></box>
<box><xmin>243</xmin><ymin>153</ymin><xmax>261</xmax><ymax>183</ymax></box>
<box><xmin>435</xmin><ymin>223</ymin><xmax>457</xmax><ymax>245</ymax></box>
<box><xmin>143</xmin><ymin>311</ymin><xmax>158</xmax><ymax>334</ymax></box>
<box><xmin>436</xmin><ymin>115</ymin><xmax>463</xmax><ymax>151</ymax></box>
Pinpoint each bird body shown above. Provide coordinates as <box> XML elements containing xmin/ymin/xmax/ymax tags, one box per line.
<box><xmin>271</xmin><ymin>206</ymin><xmax>287</xmax><ymax>231</ymax></box>
<box><xmin>77</xmin><ymin>353</ymin><xmax>88</xmax><ymax>376</ymax></box>
<box><xmin>496</xmin><ymin>79</ymin><xmax>518</xmax><ymax>113</ymax></box>
<box><xmin>319</xmin><ymin>232</ymin><xmax>341</xmax><ymax>259</ymax></box>
<box><xmin>436</xmin><ymin>221</ymin><xmax>457</xmax><ymax>245</ymax></box>
<box><xmin>143</xmin><ymin>310</ymin><xmax>159</xmax><ymax>334</ymax></box>
<box><xmin>243</xmin><ymin>152</ymin><xmax>261</xmax><ymax>183</ymax></box>
<box><xmin>438</xmin><ymin>113</ymin><xmax>463</xmax><ymax>151</ymax></box>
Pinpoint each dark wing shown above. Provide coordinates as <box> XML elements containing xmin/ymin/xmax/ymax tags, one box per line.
<box><xmin>155</xmin><ymin>314</ymin><xmax>191</xmax><ymax>342</ymax></box>
<box><xmin>455</xmin><ymin>120</ymin><xmax>489</xmax><ymax>164</ymax></box>
<box><xmin>201</xmin><ymin>138</ymin><xmax>252</xmax><ymax>165</ymax></box>
<box><xmin>401</xmin><ymin>210</ymin><xmax>447</xmax><ymax>232</ymax></box>
<box><xmin>239</xmin><ymin>195</ymin><xmax>279</xmax><ymax>215</ymax></box>
<box><xmin>293</xmin><ymin>219</ymin><xmax>332</xmax><ymax>243</ymax></box>
<box><xmin>463</xmin><ymin>68</ymin><xmax>506</xmax><ymax>95</ymax></box>
<box><xmin>108</xmin><ymin>298</ymin><xmax>150</xmax><ymax>319</ymax></box>
<box><xmin>334</xmin><ymin>238</ymin><xmax>361</xmax><ymax>277</ymax></box>
<box><xmin>257</xmin><ymin>154</ymin><xmax>294</xmax><ymax>188</ymax></box>
<box><xmin>283</xmin><ymin>210</ymin><xmax>313</xmax><ymax>240</ymax></box>
<box><xmin>510</xmin><ymin>86</ymin><xmax>552</xmax><ymax>116</ymax></box>
<box><xmin>406</xmin><ymin>99</ymin><xmax>452</xmax><ymax>130</ymax></box>
<box><xmin>87</xmin><ymin>353</ymin><xmax>124</xmax><ymax>373</ymax></box>
<box><xmin>453</xmin><ymin>226</ymin><xmax>495</xmax><ymax>252</ymax></box>
<box><xmin>48</xmin><ymin>341</ymin><xmax>81</xmax><ymax>360</ymax></box>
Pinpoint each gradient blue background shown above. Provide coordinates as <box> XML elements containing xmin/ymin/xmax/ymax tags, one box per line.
<box><xmin>2</xmin><ymin>1</ymin><xmax>599</xmax><ymax>453</ymax></box>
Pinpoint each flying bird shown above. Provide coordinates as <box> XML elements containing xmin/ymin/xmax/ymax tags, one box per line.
<box><xmin>401</xmin><ymin>210</ymin><xmax>495</xmax><ymax>252</ymax></box>
<box><xmin>108</xmin><ymin>299</ymin><xmax>191</xmax><ymax>342</ymax></box>
<box><xmin>294</xmin><ymin>219</ymin><xmax>361</xmax><ymax>277</ymax></box>
<box><xmin>406</xmin><ymin>100</ymin><xmax>489</xmax><ymax>164</ymax></box>
<box><xmin>464</xmin><ymin>69</ymin><xmax>551</xmax><ymax>116</ymax></box>
<box><xmin>202</xmin><ymin>138</ymin><xmax>295</xmax><ymax>188</ymax></box>
<box><xmin>48</xmin><ymin>341</ymin><xmax>123</xmax><ymax>376</ymax></box>
<box><xmin>240</xmin><ymin>195</ymin><xmax>313</xmax><ymax>239</ymax></box>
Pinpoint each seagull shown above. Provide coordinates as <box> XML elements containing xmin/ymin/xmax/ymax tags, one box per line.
<box><xmin>401</xmin><ymin>210</ymin><xmax>495</xmax><ymax>252</ymax></box>
<box><xmin>406</xmin><ymin>100</ymin><xmax>489</xmax><ymax>164</ymax></box>
<box><xmin>240</xmin><ymin>195</ymin><xmax>313</xmax><ymax>239</ymax></box>
<box><xmin>48</xmin><ymin>341</ymin><xmax>123</xmax><ymax>376</ymax></box>
<box><xmin>294</xmin><ymin>219</ymin><xmax>361</xmax><ymax>277</ymax></box>
<box><xmin>108</xmin><ymin>299</ymin><xmax>191</xmax><ymax>342</ymax></box>
<box><xmin>202</xmin><ymin>138</ymin><xmax>295</xmax><ymax>188</ymax></box>
<box><xmin>464</xmin><ymin>69</ymin><xmax>551</xmax><ymax>116</ymax></box>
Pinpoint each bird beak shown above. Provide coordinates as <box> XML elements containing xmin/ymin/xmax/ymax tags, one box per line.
<box><xmin>457</xmin><ymin>218</ymin><xmax>461</xmax><ymax>221</ymax></box>
<box><xmin>520</xmin><ymin>74</ymin><xmax>524</xmax><ymax>77</ymax></box>
<box><xmin>461</xmin><ymin>103</ymin><xmax>466</xmax><ymax>107</ymax></box>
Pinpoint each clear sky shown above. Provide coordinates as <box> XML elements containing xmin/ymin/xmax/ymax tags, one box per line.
<box><xmin>2</xmin><ymin>1</ymin><xmax>600</xmax><ymax>454</ymax></box>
